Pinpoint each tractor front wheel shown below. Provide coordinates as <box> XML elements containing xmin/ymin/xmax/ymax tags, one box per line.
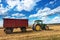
<box><xmin>45</xmin><ymin>26</ymin><xmax>49</xmax><ymax>30</ymax></box>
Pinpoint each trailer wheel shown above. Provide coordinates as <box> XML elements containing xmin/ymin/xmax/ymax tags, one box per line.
<box><xmin>4</xmin><ymin>28</ymin><xmax>13</xmax><ymax>34</ymax></box>
<box><xmin>21</xmin><ymin>27</ymin><xmax>26</xmax><ymax>32</ymax></box>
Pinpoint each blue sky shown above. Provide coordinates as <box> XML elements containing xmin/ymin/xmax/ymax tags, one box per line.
<box><xmin>0</xmin><ymin>0</ymin><xmax>60</xmax><ymax>27</ymax></box>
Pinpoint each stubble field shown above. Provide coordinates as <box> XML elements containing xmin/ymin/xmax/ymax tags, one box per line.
<box><xmin>0</xmin><ymin>25</ymin><xmax>60</xmax><ymax>40</ymax></box>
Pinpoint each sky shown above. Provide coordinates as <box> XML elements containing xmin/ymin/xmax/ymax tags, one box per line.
<box><xmin>0</xmin><ymin>0</ymin><xmax>60</xmax><ymax>27</ymax></box>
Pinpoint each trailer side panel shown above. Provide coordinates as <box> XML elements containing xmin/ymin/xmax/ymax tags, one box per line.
<box><xmin>3</xmin><ymin>19</ymin><xmax>28</xmax><ymax>28</ymax></box>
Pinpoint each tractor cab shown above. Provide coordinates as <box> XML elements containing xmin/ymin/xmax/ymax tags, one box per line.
<box><xmin>34</xmin><ymin>20</ymin><xmax>43</xmax><ymax>25</ymax></box>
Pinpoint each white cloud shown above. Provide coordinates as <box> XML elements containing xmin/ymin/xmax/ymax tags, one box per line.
<box><xmin>4</xmin><ymin>16</ymin><xmax>15</xmax><ymax>19</ymax></box>
<box><xmin>21</xmin><ymin>0</ymin><xmax>36</xmax><ymax>11</ymax></box>
<box><xmin>45</xmin><ymin>0</ymin><xmax>56</xmax><ymax>6</ymax></box>
<box><xmin>12</xmin><ymin>13</ymin><xmax>25</xmax><ymax>16</ymax></box>
<box><xmin>6</xmin><ymin>0</ymin><xmax>20</xmax><ymax>9</ymax></box>
<box><xmin>49</xmin><ymin>0</ymin><xmax>56</xmax><ymax>4</ymax></box>
<box><xmin>6</xmin><ymin>0</ymin><xmax>23</xmax><ymax>11</ymax></box>
<box><xmin>29</xmin><ymin>13</ymin><xmax>39</xmax><ymax>18</ymax></box>
<box><xmin>4</xmin><ymin>15</ymin><xmax>27</xmax><ymax>19</ymax></box>
<box><xmin>4</xmin><ymin>16</ymin><xmax>11</xmax><ymax>18</ymax></box>
<box><xmin>6</xmin><ymin>0</ymin><xmax>41</xmax><ymax>11</ymax></box>
<box><xmin>0</xmin><ymin>0</ymin><xmax>41</xmax><ymax>15</ymax></box>
<box><xmin>20</xmin><ymin>0</ymin><xmax>41</xmax><ymax>11</ymax></box>
<box><xmin>4</xmin><ymin>13</ymin><xmax>27</xmax><ymax>19</ymax></box>
<box><xmin>49</xmin><ymin>1</ymin><xmax>55</xmax><ymax>4</ymax></box>
<box><xmin>15</xmin><ymin>4</ymin><xmax>23</xmax><ymax>11</ymax></box>
<box><xmin>49</xmin><ymin>16</ymin><xmax>60</xmax><ymax>23</ymax></box>
<box><xmin>12</xmin><ymin>13</ymin><xmax>27</xmax><ymax>19</ymax></box>
<box><xmin>29</xmin><ymin>7</ymin><xmax>51</xmax><ymax>18</ymax></box>
<box><xmin>51</xmin><ymin>6</ymin><xmax>60</xmax><ymax>14</ymax></box>
<box><xmin>29</xmin><ymin>6</ymin><xmax>60</xmax><ymax>18</ymax></box>
<box><xmin>29</xmin><ymin>6</ymin><xmax>60</xmax><ymax>23</ymax></box>
<box><xmin>0</xmin><ymin>4</ymin><xmax>9</xmax><ymax>15</ymax></box>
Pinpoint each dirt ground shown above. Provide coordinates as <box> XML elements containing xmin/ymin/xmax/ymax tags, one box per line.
<box><xmin>0</xmin><ymin>25</ymin><xmax>60</xmax><ymax>40</ymax></box>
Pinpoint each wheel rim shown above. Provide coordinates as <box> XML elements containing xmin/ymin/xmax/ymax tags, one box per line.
<box><xmin>35</xmin><ymin>25</ymin><xmax>41</xmax><ymax>31</ymax></box>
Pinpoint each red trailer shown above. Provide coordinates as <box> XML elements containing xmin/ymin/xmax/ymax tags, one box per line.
<box><xmin>3</xmin><ymin>18</ymin><xmax>28</xmax><ymax>34</ymax></box>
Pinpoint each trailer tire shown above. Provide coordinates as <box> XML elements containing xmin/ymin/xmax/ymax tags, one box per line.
<box><xmin>21</xmin><ymin>27</ymin><xmax>26</xmax><ymax>32</ymax></box>
<box><xmin>4</xmin><ymin>28</ymin><xmax>13</xmax><ymax>34</ymax></box>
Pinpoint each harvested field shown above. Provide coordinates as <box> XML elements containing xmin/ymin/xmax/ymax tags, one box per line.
<box><xmin>0</xmin><ymin>25</ymin><xmax>60</xmax><ymax>40</ymax></box>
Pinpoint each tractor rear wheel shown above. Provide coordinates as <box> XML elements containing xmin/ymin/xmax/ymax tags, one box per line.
<box><xmin>35</xmin><ymin>25</ymin><xmax>42</xmax><ymax>31</ymax></box>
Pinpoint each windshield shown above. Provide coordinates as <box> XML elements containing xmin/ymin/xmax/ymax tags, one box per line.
<box><xmin>38</xmin><ymin>22</ymin><xmax>42</xmax><ymax>24</ymax></box>
<box><xmin>34</xmin><ymin>21</ymin><xmax>42</xmax><ymax>24</ymax></box>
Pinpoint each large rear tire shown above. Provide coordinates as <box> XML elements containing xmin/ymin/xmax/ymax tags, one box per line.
<box><xmin>35</xmin><ymin>25</ymin><xmax>42</xmax><ymax>31</ymax></box>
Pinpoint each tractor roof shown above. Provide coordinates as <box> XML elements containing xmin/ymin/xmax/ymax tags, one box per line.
<box><xmin>35</xmin><ymin>20</ymin><xmax>42</xmax><ymax>22</ymax></box>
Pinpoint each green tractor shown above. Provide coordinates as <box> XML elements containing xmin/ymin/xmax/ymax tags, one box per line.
<box><xmin>32</xmin><ymin>20</ymin><xmax>49</xmax><ymax>31</ymax></box>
